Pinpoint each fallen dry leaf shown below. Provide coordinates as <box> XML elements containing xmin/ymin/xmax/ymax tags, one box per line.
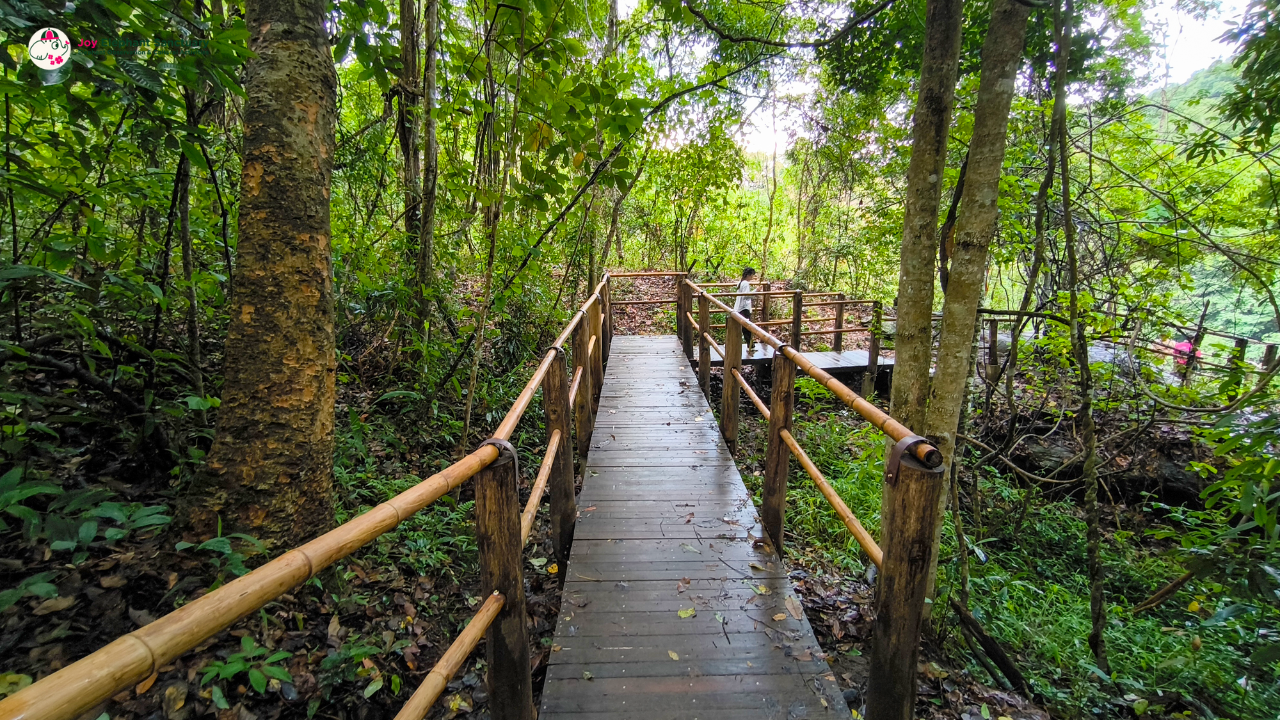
<box><xmin>33</xmin><ymin>596</ymin><xmax>76</xmax><ymax>615</ymax></box>
<box><xmin>135</xmin><ymin>672</ymin><xmax>158</xmax><ymax>696</ymax></box>
<box><xmin>668</xmin><ymin>651</ymin><xmax>679</xmax><ymax>661</ymax></box>
<box><xmin>773</xmin><ymin>613</ymin><xmax>787</xmax><ymax>621</ymax></box>
<box><xmin>677</xmin><ymin>607</ymin><xmax>696</xmax><ymax>619</ymax></box>
<box><xmin>785</xmin><ymin>595</ymin><xmax>803</xmax><ymax>620</ymax></box>
<box><xmin>100</xmin><ymin>575</ymin><xmax>128</xmax><ymax>589</ymax></box>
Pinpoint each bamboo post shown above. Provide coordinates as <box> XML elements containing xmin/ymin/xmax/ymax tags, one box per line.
<box><xmin>1265</xmin><ymin>343</ymin><xmax>1278</xmax><ymax>370</ymax></box>
<box><xmin>475</xmin><ymin>445</ymin><xmax>534</xmax><ymax>720</ymax></box>
<box><xmin>834</xmin><ymin>293</ymin><xmax>845</xmax><ymax>353</ymax></box>
<box><xmin>761</xmin><ymin>282</ymin><xmax>772</xmax><ymax>322</ymax></box>
<box><xmin>572</xmin><ymin>314</ymin><xmax>592</xmax><ymax>460</ymax></box>
<box><xmin>863</xmin><ymin>300</ymin><xmax>882</xmax><ymax>397</ymax></box>
<box><xmin>698</xmin><ymin>293</ymin><xmax>711</xmax><ymax>395</ymax></box>
<box><xmin>1183</xmin><ymin>299</ymin><xmax>1210</xmax><ymax>386</ymax></box>
<box><xmin>761</xmin><ymin>352</ymin><xmax>795</xmax><ymax>552</ymax></box>
<box><xmin>589</xmin><ymin>297</ymin><xmax>604</xmax><ymax>412</ymax></box>
<box><xmin>867</xmin><ymin>445</ymin><xmax>945</xmax><ymax>720</ymax></box>
<box><xmin>1226</xmin><ymin>337</ymin><xmax>1249</xmax><ymax>400</ymax></box>
<box><xmin>543</xmin><ymin>351</ymin><xmax>576</xmax><ymax>567</ymax></box>
<box><xmin>723</xmin><ymin>312</ymin><xmax>742</xmax><ymax>454</ymax></box>
<box><xmin>791</xmin><ymin>290</ymin><xmax>803</xmax><ymax>347</ymax></box>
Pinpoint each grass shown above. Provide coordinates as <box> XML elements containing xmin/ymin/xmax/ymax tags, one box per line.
<box><xmin>727</xmin><ymin>376</ymin><xmax>1280</xmax><ymax>720</ymax></box>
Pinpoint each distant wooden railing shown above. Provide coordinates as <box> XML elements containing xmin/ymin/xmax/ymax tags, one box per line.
<box><xmin>679</xmin><ymin>277</ymin><xmax>944</xmax><ymax>720</ymax></box>
<box><xmin>0</xmin><ymin>277</ymin><xmax>618</xmax><ymax>720</ymax></box>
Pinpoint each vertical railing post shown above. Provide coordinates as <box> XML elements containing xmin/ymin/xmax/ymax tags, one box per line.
<box><xmin>680</xmin><ymin>277</ymin><xmax>694</xmax><ymax>359</ymax></box>
<box><xmin>1264</xmin><ymin>343</ymin><xmax>1278</xmax><ymax>371</ymax></box>
<box><xmin>834</xmin><ymin>293</ymin><xmax>845</xmax><ymax>353</ymax></box>
<box><xmin>722</xmin><ymin>312</ymin><xmax>742</xmax><ymax>455</ymax></box>
<box><xmin>1228</xmin><ymin>337</ymin><xmax>1249</xmax><ymax>400</ymax></box>
<box><xmin>986</xmin><ymin>318</ymin><xmax>1000</xmax><ymax>379</ymax></box>
<box><xmin>475</xmin><ymin>444</ymin><xmax>534</xmax><ymax>720</ymax></box>
<box><xmin>761</xmin><ymin>282</ymin><xmax>772</xmax><ymax>323</ymax></box>
<box><xmin>863</xmin><ymin>300</ymin><xmax>881</xmax><ymax>397</ymax></box>
<box><xmin>602</xmin><ymin>275</ymin><xmax>613</xmax><ymax>363</ymax></box>
<box><xmin>698</xmin><ymin>293</ymin><xmax>711</xmax><ymax>395</ymax></box>
<box><xmin>867</xmin><ymin>440</ymin><xmax>944</xmax><ymax>720</ymax></box>
<box><xmin>761</xmin><ymin>352</ymin><xmax>795</xmax><ymax>552</ymax></box>
<box><xmin>589</xmin><ymin>297</ymin><xmax>604</xmax><ymax>413</ymax></box>
<box><xmin>791</xmin><ymin>290</ymin><xmax>803</xmax><ymax>347</ymax></box>
<box><xmin>543</xmin><ymin>350</ymin><xmax>576</xmax><ymax>567</ymax></box>
<box><xmin>572</xmin><ymin>312</ymin><xmax>593</xmax><ymax>460</ymax></box>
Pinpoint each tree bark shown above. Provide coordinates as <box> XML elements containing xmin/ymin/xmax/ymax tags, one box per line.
<box><xmin>924</xmin><ymin>0</ymin><xmax>1031</xmax><ymax>471</ymax></box>
<box><xmin>193</xmin><ymin>0</ymin><xmax>338</xmax><ymax>548</ymax></box>
<box><xmin>887</xmin><ymin>0</ymin><xmax>964</xmax><ymax>436</ymax></box>
<box><xmin>178</xmin><ymin>97</ymin><xmax>205</xmax><ymax>426</ymax></box>
<box><xmin>397</xmin><ymin>0</ymin><xmax>422</xmax><ymax>244</ymax></box>
<box><xmin>413</xmin><ymin>0</ymin><xmax>439</xmax><ymax>325</ymax></box>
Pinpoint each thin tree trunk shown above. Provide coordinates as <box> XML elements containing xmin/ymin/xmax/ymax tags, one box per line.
<box><xmin>1056</xmin><ymin>0</ymin><xmax>1109</xmax><ymax>675</ymax></box>
<box><xmin>887</xmin><ymin>0</ymin><xmax>964</xmax><ymax>435</ymax></box>
<box><xmin>413</xmin><ymin>0</ymin><xmax>439</xmax><ymax>326</ymax></box>
<box><xmin>398</xmin><ymin>0</ymin><xmax>422</xmax><ymax>244</ymax></box>
<box><xmin>179</xmin><ymin>92</ymin><xmax>206</xmax><ymax>426</ymax></box>
<box><xmin>194</xmin><ymin>0</ymin><xmax>338</xmax><ymax>547</ymax></box>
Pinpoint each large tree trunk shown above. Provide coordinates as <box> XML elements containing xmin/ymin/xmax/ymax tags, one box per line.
<box><xmin>924</xmin><ymin>0</ymin><xmax>1031</xmax><ymax>470</ymax></box>
<box><xmin>887</xmin><ymin>0</ymin><xmax>964</xmax><ymax>435</ymax></box>
<box><xmin>193</xmin><ymin>0</ymin><xmax>338</xmax><ymax>548</ymax></box>
<box><xmin>918</xmin><ymin>0</ymin><xmax>1032</xmax><ymax>605</ymax></box>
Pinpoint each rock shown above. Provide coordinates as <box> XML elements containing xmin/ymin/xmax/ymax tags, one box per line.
<box><xmin>842</xmin><ymin>688</ymin><xmax>861</xmax><ymax>705</ymax></box>
<box><xmin>279</xmin><ymin>682</ymin><xmax>299</xmax><ymax>702</ymax></box>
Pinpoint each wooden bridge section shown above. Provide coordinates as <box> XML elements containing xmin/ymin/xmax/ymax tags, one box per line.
<box><xmin>540</xmin><ymin>335</ymin><xmax>847</xmax><ymax>719</ymax></box>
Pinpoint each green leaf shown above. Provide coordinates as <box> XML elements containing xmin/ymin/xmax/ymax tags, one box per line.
<box><xmin>248</xmin><ymin>668</ymin><xmax>267</xmax><ymax>694</ymax></box>
<box><xmin>363</xmin><ymin>677</ymin><xmax>383</xmax><ymax>698</ymax></box>
<box><xmin>1251</xmin><ymin>642</ymin><xmax>1280</xmax><ymax>665</ymax></box>
<box><xmin>263</xmin><ymin>665</ymin><xmax>293</xmax><ymax>682</ymax></box>
<box><xmin>211</xmin><ymin>685</ymin><xmax>230</xmax><ymax>710</ymax></box>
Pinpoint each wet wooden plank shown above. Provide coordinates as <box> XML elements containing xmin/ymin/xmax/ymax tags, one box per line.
<box><xmin>540</xmin><ymin>335</ymin><xmax>847</xmax><ymax>720</ymax></box>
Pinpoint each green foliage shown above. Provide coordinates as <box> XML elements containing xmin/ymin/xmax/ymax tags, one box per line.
<box><xmin>176</xmin><ymin>529</ymin><xmax>266</xmax><ymax>586</ymax></box>
<box><xmin>200</xmin><ymin>636</ymin><xmax>293</xmax><ymax>698</ymax></box>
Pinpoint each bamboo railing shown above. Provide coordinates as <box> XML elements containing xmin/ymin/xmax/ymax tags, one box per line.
<box><xmin>0</xmin><ymin>277</ymin><xmax>617</xmax><ymax>720</ymax></box>
<box><xmin>679</xmin><ymin>277</ymin><xmax>944</xmax><ymax>720</ymax></box>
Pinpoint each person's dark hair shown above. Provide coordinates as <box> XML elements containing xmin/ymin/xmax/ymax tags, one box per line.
<box><xmin>741</xmin><ymin>267</ymin><xmax>756</xmax><ymax>280</ymax></box>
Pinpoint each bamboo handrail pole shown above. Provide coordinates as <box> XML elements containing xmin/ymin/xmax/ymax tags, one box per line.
<box><xmin>552</xmin><ymin>310</ymin><xmax>585</xmax><ymax>351</ymax></box>
<box><xmin>710</xmin><ymin>323</ymin><xmax>726</xmax><ymax>330</ymax></box>
<box><xmin>521</xmin><ymin>431</ymin><xmax>560</xmax><ymax>544</ymax></box>
<box><xmin>588</xmin><ymin>334</ymin><xmax>597</xmax><ymax>360</ymax></box>
<box><xmin>692</xmin><ymin>285</ymin><xmax>783</xmax><ymax>350</ymax></box>
<box><xmin>568</xmin><ymin>366</ymin><xmax>584</xmax><ymax>407</ymax></box>
<box><xmin>753</xmin><ymin>318</ymin><xmax>796</xmax><ymax>327</ymax></box>
<box><xmin>778</xmin><ymin>345</ymin><xmax>942</xmax><ymax>467</ymax></box>
<box><xmin>733</xmin><ymin>367</ymin><xmax>770</xmax><ymax>420</ymax></box>
<box><xmin>799</xmin><ymin>327</ymin><xmax>871</xmax><ymax>336</ymax></box>
<box><xmin>395</xmin><ymin>592</ymin><xmax>505</xmax><ymax>720</ymax></box>
<box><xmin>608</xmin><ymin>271</ymin><xmax>684</xmax><ymax>277</ymax></box>
<box><xmin>612</xmin><ymin>299</ymin><xmax>676</xmax><ymax>306</ymax></box>
<box><xmin>703</xmin><ymin>332</ymin><xmax>724</xmax><ymax>359</ymax></box>
<box><xmin>686</xmin><ymin>311</ymin><xmax>699</xmax><ymax>331</ymax></box>
<box><xmin>493</xmin><ymin>349</ymin><xmax>558</xmax><ymax>441</ymax></box>
<box><xmin>0</xmin><ymin>444</ymin><xmax>500</xmax><ymax>720</ymax></box>
<box><xmin>804</xmin><ymin>300</ymin><xmax>878</xmax><ymax>307</ymax></box>
<box><xmin>779</xmin><ymin>429</ymin><xmax>883</xmax><ymax>568</ymax></box>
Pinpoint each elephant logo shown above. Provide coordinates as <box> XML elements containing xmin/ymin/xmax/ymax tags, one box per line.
<box><xmin>28</xmin><ymin>28</ymin><xmax>71</xmax><ymax>70</ymax></box>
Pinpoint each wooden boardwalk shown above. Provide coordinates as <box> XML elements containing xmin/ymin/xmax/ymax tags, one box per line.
<box><xmin>540</xmin><ymin>335</ymin><xmax>848</xmax><ymax>720</ymax></box>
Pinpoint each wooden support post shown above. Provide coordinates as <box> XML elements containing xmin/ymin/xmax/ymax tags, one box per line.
<box><xmin>1183</xmin><ymin>299</ymin><xmax>1210</xmax><ymax>386</ymax></box>
<box><xmin>834</xmin><ymin>293</ymin><xmax>845</xmax><ymax>353</ymax></box>
<box><xmin>761</xmin><ymin>282</ymin><xmax>772</xmax><ymax>322</ymax></box>
<box><xmin>589</xmin><ymin>297</ymin><xmax>604</xmax><ymax>412</ymax></box>
<box><xmin>1265</xmin><ymin>344</ymin><xmax>1278</xmax><ymax>370</ymax></box>
<box><xmin>761</xmin><ymin>353</ymin><xmax>795</xmax><ymax>552</ymax></box>
<box><xmin>543</xmin><ymin>351</ymin><xmax>576</xmax><ymax>566</ymax></box>
<box><xmin>572</xmin><ymin>313</ymin><xmax>593</xmax><ymax>459</ymax></box>
<box><xmin>986</xmin><ymin>318</ymin><xmax>1000</xmax><ymax>379</ymax></box>
<box><xmin>679</xmin><ymin>278</ymin><xmax>694</xmax><ymax>359</ymax></box>
<box><xmin>723</xmin><ymin>312</ymin><xmax>742</xmax><ymax>455</ymax></box>
<box><xmin>867</xmin><ymin>445</ymin><xmax>944</xmax><ymax>720</ymax></box>
<box><xmin>698</xmin><ymin>293</ymin><xmax>711</xmax><ymax>395</ymax></box>
<box><xmin>602</xmin><ymin>276</ymin><xmax>613</xmax><ymax>363</ymax></box>
<box><xmin>1227</xmin><ymin>337</ymin><xmax>1249</xmax><ymax>400</ymax></box>
<box><xmin>791</xmin><ymin>290</ymin><xmax>803</xmax><ymax>347</ymax></box>
<box><xmin>863</xmin><ymin>300</ymin><xmax>882</xmax><ymax>397</ymax></box>
<box><xmin>475</xmin><ymin>447</ymin><xmax>534</xmax><ymax>720</ymax></box>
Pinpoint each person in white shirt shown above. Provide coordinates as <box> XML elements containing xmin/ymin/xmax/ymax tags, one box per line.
<box><xmin>733</xmin><ymin>267</ymin><xmax>757</xmax><ymax>354</ymax></box>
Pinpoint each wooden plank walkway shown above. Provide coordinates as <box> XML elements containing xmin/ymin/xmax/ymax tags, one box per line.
<box><xmin>540</xmin><ymin>335</ymin><xmax>849</xmax><ymax>720</ymax></box>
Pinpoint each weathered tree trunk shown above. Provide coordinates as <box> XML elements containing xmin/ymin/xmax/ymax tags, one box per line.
<box><xmin>193</xmin><ymin>0</ymin><xmax>338</xmax><ymax>548</ymax></box>
<box><xmin>887</xmin><ymin>0</ymin><xmax>964</xmax><ymax>435</ymax></box>
<box><xmin>398</xmin><ymin>0</ymin><xmax>422</xmax><ymax>245</ymax></box>
<box><xmin>1055</xmin><ymin>0</ymin><xmax>1109</xmax><ymax>675</ymax></box>
<box><xmin>413</xmin><ymin>0</ymin><xmax>439</xmax><ymax>324</ymax></box>
<box><xmin>924</xmin><ymin>0</ymin><xmax>1031</xmax><ymax>470</ymax></box>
